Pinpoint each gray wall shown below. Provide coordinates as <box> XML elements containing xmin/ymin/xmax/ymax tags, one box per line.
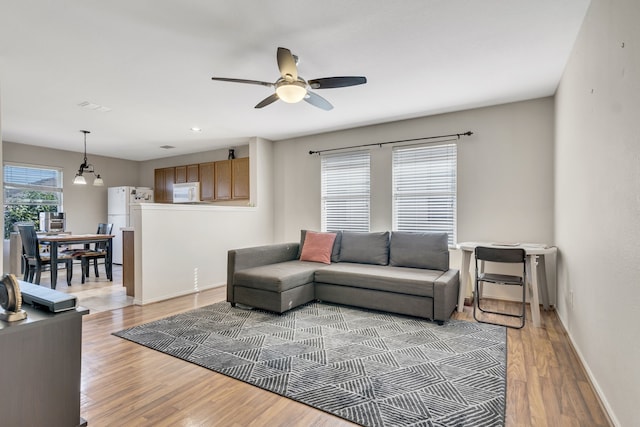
<box><xmin>272</xmin><ymin>98</ymin><xmax>555</xmax><ymax>303</ymax></box>
<box><xmin>2</xmin><ymin>141</ymin><xmax>139</xmax><ymax>235</ymax></box>
<box><xmin>272</xmin><ymin>98</ymin><xmax>555</xmax><ymax>246</ymax></box>
<box><xmin>555</xmin><ymin>0</ymin><xmax>639</xmax><ymax>425</ymax></box>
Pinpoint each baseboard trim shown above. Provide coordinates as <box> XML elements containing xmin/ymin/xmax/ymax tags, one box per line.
<box><xmin>554</xmin><ymin>311</ymin><xmax>618</xmax><ymax>427</ymax></box>
<box><xmin>133</xmin><ymin>282</ymin><xmax>225</xmax><ymax>306</ymax></box>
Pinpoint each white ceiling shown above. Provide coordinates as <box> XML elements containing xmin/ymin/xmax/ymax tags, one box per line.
<box><xmin>0</xmin><ymin>0</ymin><xmax>590</xmax><ymax>161</ymax></box>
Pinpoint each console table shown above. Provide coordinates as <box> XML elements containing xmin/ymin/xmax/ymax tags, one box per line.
<box><xmin>0</xmin><ymin>305</ymin><xmax>88</xmax><ymax>426</ymax></box>
<box><xmin>457</xmin><ymin>242</ymin><xmax>557</xmax><ymax>327</ymax></box>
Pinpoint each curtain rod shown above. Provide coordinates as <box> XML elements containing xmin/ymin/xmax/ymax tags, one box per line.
<box><xmin>308</xmin><ymin>131</ymin><xmax>473</xmax><ymax>155</ymax></box>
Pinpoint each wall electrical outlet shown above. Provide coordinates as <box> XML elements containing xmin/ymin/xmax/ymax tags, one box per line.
<box><xmin>570</xmin><ymin>290</ymin><xmax>574</xmax><ymax>308</ymax></box>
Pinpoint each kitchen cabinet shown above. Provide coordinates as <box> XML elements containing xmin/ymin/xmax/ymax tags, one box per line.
<box><xmin>154</xmin><ymin>167</ymin><xmax>175</xmax><ymax>203</ymax></box>
<box><xmin>176</xmin><ymin>164</ymin><xmax>199</xmax><ymax>183</ymax></box>
<box><xmin>155</xmin><ymin>158</ymin><xmax>247</xmax><ymax>203</ymax></box>
<box><xmin>175</xmin><ymin>166</ymin><xmax>187</xmax><ymax>184</ymax></box>
<box><xmin>175</xmin><ymin>165</ymin><xmax>200</xmax><ymax>184</ymax></box>
<box><xmin>214</xmin><ymin>160</ymin><xmax>232</xmax><ymax>200</ymax></box>
<box><xmin>187</xmin><ymin>164</ymin><xmax>199</xmax><ymax>182</ymax></box>
<box><xmin>199</xmin><ymin>162</ymin><xmax>215</xmax><ymax>201</ymax></box>
<box><xmin>154</xmin><ymin>169</ymin><xmax>164</xmax><ymax>202</ymax></box>
<box><xmin>232</xmin><ymin>157</ymin><xmax>250</xmax><ymax>199</ymax></box>
<box><xmin>214</xmin><ymin>158</ymin><xmax>249</xmax><ymax>201</ymax></box>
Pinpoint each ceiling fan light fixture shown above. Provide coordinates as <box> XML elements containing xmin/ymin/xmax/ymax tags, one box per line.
<box><xmin>275</xmin><ymin>80</ymin><xmax>307</xmax><ymax>103</ymax></box>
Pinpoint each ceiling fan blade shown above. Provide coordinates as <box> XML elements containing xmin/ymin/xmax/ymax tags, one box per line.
<box><xmin>277</xmin><ymin>47</ymin><xmax>298</xmax><ymax>80</ymax></box>
<box><xmin>255</xmin><ymin>93</ymin><xmax>280</xmax><ymax>109</ymax></box>
<box><xmin>304</xmin><ymin>91</ymin><xmax>333</xmax><ymax>111</ymax></box>
<box><xmin>211</xmin><ymin>77</ymin><xmax>273</xmax><ymax>87</ymax></box>
<box><xmin>308</xmin><ymin>76</ymin><xmax>367</xmax><ymax>89</ymax></box>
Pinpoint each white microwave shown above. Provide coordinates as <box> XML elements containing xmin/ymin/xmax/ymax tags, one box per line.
<box><xmin>173</xmin><ymin>182</ymin><xmax>201</xmax><ymax>203</ymax></box>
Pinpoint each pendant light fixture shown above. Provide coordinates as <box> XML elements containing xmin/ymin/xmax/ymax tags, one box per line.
<box><xmin>73</xmin><ymin>130</ymin><xmax>104</xmax><ymax>186</ymax></box>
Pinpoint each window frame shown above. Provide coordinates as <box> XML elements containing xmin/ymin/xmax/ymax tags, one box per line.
<box><xmin>320</xmin><ymin>150</ymin><xmax>371</xmax><ymax>233</ymax></box>
<box><xmin>392</xmin><ymin>142</ymin><xmax>457</xmax><ymax>245</ymax></box>
<box><xmin>3</xmin><ymin>162</ymin><xmax>64</xmax><ymax>237</ymax></box>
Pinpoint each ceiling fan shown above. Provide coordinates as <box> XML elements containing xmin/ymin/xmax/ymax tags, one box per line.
<box><xmin>211</xmin><ymin>47</ymin><xmax>367</xmax><ymax>111</ymax></box>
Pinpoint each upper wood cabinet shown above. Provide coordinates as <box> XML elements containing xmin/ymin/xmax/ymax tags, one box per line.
<box><xmin>199</xmin><ymin>162</ymin><xmax>215</xmax><ymax>201</ymax></box>
<box><xmin>187</xmin><ymin>164</ymin><xmax>199</xmax><ymax>182</ymax></box>
<box><xmin>214</xmin><ymin>160</ymin><xmax>232</xmax><ymax>200</ymax></box>
<box><xmin>214</xmin><ymin>158</ymin><xmax>250</xmax><ymax>201</ymax></box>
<box><xmin>232</xmin><ymin>157</ymin><xmax>250</xmax><ymax>200</ymax></box>
<box><xmin>175</xmin><ymin>166</ymin><xmax>187</xmax><ymax>184</ymax></box>
<box><xmin>154</xmin><ymin>167</ymin><xmax>175</xmax><ymax>203</ymax></box>
<box><xmin>154</xmin><ymin>157</ymin><xmax>248</xmax><ymax>203</ymax></box>
<box><xmin>175</xmin><ymin>164</ymin><xmax>199</xmax><ymax>184</ymax></box>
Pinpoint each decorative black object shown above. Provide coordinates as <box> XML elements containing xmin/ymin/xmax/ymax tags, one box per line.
<box><xmin>228</xmin><ymin>149</ymin><xmax>235</xmax><ymax>160</ymax></box>
<box><xmin>114</xmin><ymin>301</ymin><xmax>507</xmax><ymax>426</ymax></box>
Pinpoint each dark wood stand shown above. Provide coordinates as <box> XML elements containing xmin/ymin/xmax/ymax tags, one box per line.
<box><xmin>0</xmin><ymin>306</ymin><xmax>89</xmax><ymax>426</ymax></box>
<box><xmin>123</xmin><ymin>229</ymin><xmax>134</xmax><ymax>297</ymax></box>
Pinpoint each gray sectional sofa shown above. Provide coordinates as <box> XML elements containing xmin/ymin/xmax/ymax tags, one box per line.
<box><xmin>227</xmin><ymin>231</ymin><xmax>460</xmax><ymax>324</ymax></box>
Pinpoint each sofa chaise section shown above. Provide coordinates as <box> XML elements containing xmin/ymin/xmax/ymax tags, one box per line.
<box><xmin>227</xmin><ymin>243</ymin><xmax>317</xmax><ymax>313</ymax></box>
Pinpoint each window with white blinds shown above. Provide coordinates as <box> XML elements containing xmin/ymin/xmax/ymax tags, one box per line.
<box><xmin>321</xmin><ymin>151</ymin><xmax>370</xmax><ymax>232</ymax></box>
<box><xmin>392</xmin><ymin>143</ymin><xmax>457</xmax><ymax>245</ymax></box>
<box><xmin>3</xmin><ymin>163</ymin><xmax>63</xmax><ymax>238</ymax></box>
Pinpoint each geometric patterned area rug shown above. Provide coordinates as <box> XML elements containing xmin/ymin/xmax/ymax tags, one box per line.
<box><xmin>114</xmin><ymin>301</ymin><xmax>506</xmax><ymax>427</ymax></box>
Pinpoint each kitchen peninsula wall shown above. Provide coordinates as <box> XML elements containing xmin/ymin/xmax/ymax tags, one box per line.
<box><xmin>130</xmin><ymin>138</ymin><xmax>274</xmax><ymax>304</ymax></box>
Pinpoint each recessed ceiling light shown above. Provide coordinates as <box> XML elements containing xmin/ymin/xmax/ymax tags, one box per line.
<box><xmin>160</xmin><ymin>145</ymin><xmax>176</xmax><ymax>150</ymax></box>
<box><xmin>191</xmin><ymin>127</ymin><xmax>202</xmax><ymax>132</ymax></box>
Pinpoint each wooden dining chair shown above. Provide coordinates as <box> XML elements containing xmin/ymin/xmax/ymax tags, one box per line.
<box><xmin>74</xmin><ymin>223</ymin><xmax>113</xmax><ymax>284</ymax></box>
<box><xmin>18</xmin><ymin>224</ymin><xmax>73</xmax><ymax>286</ymax></box>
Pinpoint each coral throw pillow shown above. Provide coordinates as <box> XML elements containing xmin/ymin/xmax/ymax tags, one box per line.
<box><xmin>299</xmin><ymin>231</ymin><xmax>337</xmax><ymax>264</ymax></box>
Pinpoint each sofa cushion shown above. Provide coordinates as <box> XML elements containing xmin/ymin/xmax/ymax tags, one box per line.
<box><xmin>314</xmin><ymin>262</ymin><xmax>443</xmax><ymax>297</ymax></box>
<box><xmin>300</xmin><ymin>231</ymin><xmax>337</xmax><ymax>264</ymax></box>
<box><xmin>389</xmin><ymin>231</ymin><xmax>449</xmax><ymax>271</ymax></box>
<box><xmin>234</xmin><ymin>260</ymin><xmax>324</xmax><ymax>293</ymax></box>
<box><xmin>339</xmin><ymin>231</ymin><xmax>389</xmax><ymax>265</ymax></box>
<box><xmin>297</xmin><ymin>230</ymin><xmax>342</xmax><ymax>263</ymax></box>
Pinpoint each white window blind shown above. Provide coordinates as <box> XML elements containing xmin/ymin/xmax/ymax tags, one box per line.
<box><xmin>321</xmin><ymin>151</ymin><xmax>370</xmax><ymax>232</ymax></box>
<box><xmin>4</xmin><ymin>163</ymin><xmax>63</xmax><ymax>206</ymax></box>
<box><xmin>393</xmin><ymin>143</ymin><xmax>457</xmax><ymax>245</ymax></box>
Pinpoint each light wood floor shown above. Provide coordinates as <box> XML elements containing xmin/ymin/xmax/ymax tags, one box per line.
<box><xmin>72</xmin><ymin>281</ymin><xmax>612</xmax><ymax>427</ymax></box>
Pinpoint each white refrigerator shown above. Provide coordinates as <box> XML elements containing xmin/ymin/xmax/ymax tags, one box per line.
<box><xmin>107</xmin><ymin>186</ymin><xmax>154</xmax><ymax>264</ymax></box>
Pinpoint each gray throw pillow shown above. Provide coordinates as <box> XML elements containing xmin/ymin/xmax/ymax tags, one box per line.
<box><xmin>297</xmin><ymin>230</ymin><xmax>342</xmax><ymax>263</ymax></box>
<box><xmin>339</xmin><ymin>231</ymin><xmax>389</xmax><ymax>265</ymax></box>
<box><xmin>389</xmin><ymin>231</ymin><xmax>449</xmax><ymax>271</ymax></box>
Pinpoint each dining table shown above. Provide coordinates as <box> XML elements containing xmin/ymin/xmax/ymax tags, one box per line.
<box><xmin>38</xmin><ymin>233</ymin><xmax>115</xmax><ymax>290</ymax></box>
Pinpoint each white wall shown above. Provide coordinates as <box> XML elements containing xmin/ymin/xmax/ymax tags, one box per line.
<box><xmin>131</xmin><ymin>137</ymin><xmax>274</xmax><ymax>304</ymax></box>
<box><xmin>555</xmin><ymin>0</ymin><xmax>640</xmax><ymax>425</ymax></box>
<box><xmin>0</xmin><ymin>85</ymin><xmax>4</xmax><ymax>272</ymax></box>
<box><xmin>273</xmin><ymin>98</ymin><xmax>556</xmax><ymax>301</ymax></box>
